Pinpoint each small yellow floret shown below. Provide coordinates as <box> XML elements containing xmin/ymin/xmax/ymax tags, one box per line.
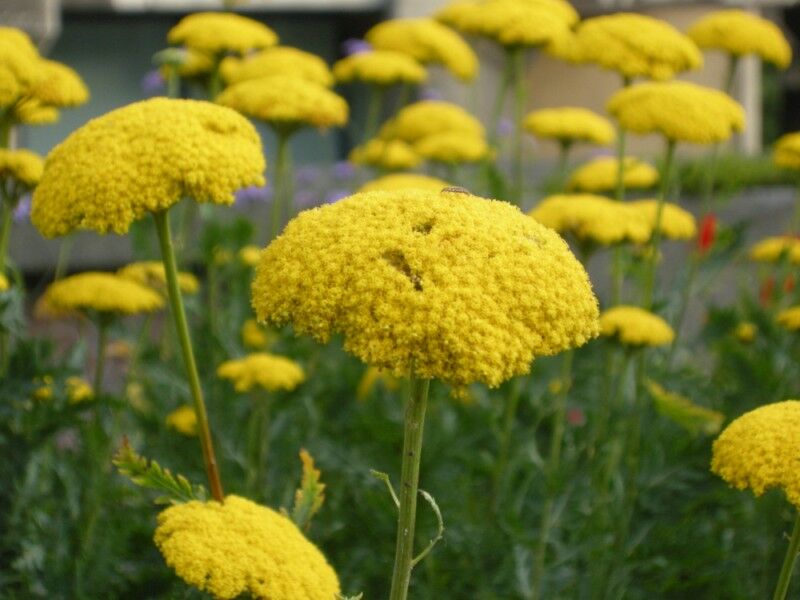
<box><xmin>66</xmin><ymin>376</ymin><xmax>94</xmax><ymax>404</ymax></box>
<box><xmin>154</xmin><ymin>495</ymin><xmax>340</xmax><ymax>600</ymax></box>
<box><xmin>774</xmin><ymin>132</ymin><xmax>800</xmax><ymax>170</ymax></box>
<box><xmin>167</xmin><ymin>12</ymin><xmax>278</xmax><ymax>55</ymax></box>
<box><xmin>220</xmin><ymin>46</ymin><xmax>333</xmax><ymax>87</ymax></box>
<box><xmin>349</xmin><ymin>138</ymin><xmax>421</xmax><ymax>170</ymax></box>
<box><xmin>734</xmin><ymin>322</ymin><xmax>757</xmax><ymax>343</ymax></box>
<box><xmin>117</xmin><ymin>261</ymin><xmax>199</xmax><ymax>295</ymax></box>
<box><xmin>646</xmin><ymin>380</ymin><xmax>723</xmax><ymax>436</ymax></box>
<box><xmin>0</xmin><ymin>273</ymin><xmax>8</xmax><ymax>292</ymax></box>
<box><xmin>238</xmin><ymin>245</ymin><xmax>262</xmax><ymax>267</ymax></box>
<box><xmin>379</xmin><ymin>100</ymin><xmax>484</xmax><ymax>142</ymax></box>
<box><xmin>749</xmin><ymin>236</ymin><xmax>800</xmax><ymax>265</ymax></box>
<box><xmin>0</xmin><ymin>27</ymin><xmax>42</xmax><ymax>106</ymax></box>
<box><xmin>28</xmin><ymin>59</ymin><xmax>89</xmax><ymax>108</ymax></box>
<box><xmin>567</xmin><ymin>156</ymin><xmax>659</xmax><ymax>193</ymax></box>
<box><xmin>523</xmin><ymin>107</ymin><xmax>614</xmax><ymax>146</ymax></box>
<box><xmin>359</xmin><ymin>173</ymin><xmax>451</xmax><ymax>193</ymax></box>
<box><xmin>0</xmin><ymin>148</ymin><xmax>44</xmax><ymax>188</ymax></box>
<box><xmin>333</xmin><ymin>50</ymin><xmax>427</xmax><ymax>86</ymax></box>
<box><xmin>628</xmin><ymin>200</ymin><xmax>697</xmax><ymax>240</ymax></box>
<box><xmin>600</xmin><ymin>305</ymin><xmax>674</xmax><ymax>347</ymax></box>
<box><xmin>777</xmin><ymin>306</ymin><xmax>800</xmax><ymax>331</ymax></box>
<box><xmin>43</xmin><ymin>272</ymin><xmax>164</xmax><ymax>315</ymax></box>
<box><xmin>217</xmin><ymin>353</ymin><xmax>305</xmax><ymax>393</ymax></box>
<box><xmin>166</xmin><ymin>405</ymin><xmax>198</xmax><ymax>436</ymax></box>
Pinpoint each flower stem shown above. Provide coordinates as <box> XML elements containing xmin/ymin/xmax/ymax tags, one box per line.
<box><xmin>773</xmin><ymin>511</ymin><xmax>800</xmax><ymax>600</ymax></box>
<box><xmin>511</xmin><ymin>47</ymin><xmax>527</xmax><ymax>204</ymax></box>
<box><xmin>389</xmin><ymin>376</ymin><xmax>431</xmax><ymax>600</ymax></box>
<box><xmin>364</xmin><ymin>86</ymin><xmax>386</xmax><ymax>142</ymax></box>
<box><xmin>54</xmin><ymin>235</ymin><xmax>74</xmax><ymax>281</ymax></box>
<box><xmin>153</xmin><ymin>209</ymin><xmax>224</xmax><ymax>502</ymax></box>
<box><xmin>246</xmin><ymin>393</ymin><xmax>271</xmax><ymax>501</ymax></box>
<box><xmin>93</xmin><ymin>318</ymin><xmax>108</xmax><ymax>396</ymax></box>
<box><xmin>557</xmin><ymin>140</ymin><xmax>572</xmax><ymax>190</ymax></box>
<box><xmin>271</xmin><ymin>131</ymin><xmax>292</xmax><ymax>239</ymax></box>
<box><xmin>0</xmin><ymin>199</ymin><xmax>11</xmax><ymax>273</ymax></box>
<box><xmin>491</xmin><ymin>375</ymin><xmax>524</xmax><ymax>508</ymax></box>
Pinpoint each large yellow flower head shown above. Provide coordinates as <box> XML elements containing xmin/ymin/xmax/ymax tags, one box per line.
<box><xmin>365</xmin><ymin>18</ymin><xmax>478</xmax><ymax>82</ymax></box>
<box><xmin>379</xmin><ymin>100</ymin><xmax>485</xmax><ymax>143</ymax></box>
<box><xmin>749</xmin><ymin>236</ymin><xmax>800</xmax><ymax>265</ymax></box>
<box><xmin>773</xmin><ymin>132</ymin><xmax>800</xmax><ymax>170</ymax></box>
<box><xmin>28</xmin><ymin>59</ymin><xmax>89</xmax><ymax>108</ymax></box>
<box><xmin>607</xmin><ymin>81</ymin><xmax>745</xmax><ymax>144</ymax></box>
<box><xmin>777</xmin><ymin>306</ymin><xmax>800</xmax><ymax>332</ymax></box>
<box><xmin>43</xmin><ymin>272</ymin><xmax>164</xmax><ymax>316</ymax></box>
<box><xmin>711</xmin><ymin>400</ymin><xmax>800</xmax><ymax>507</ymax></box>
<box><xmin>359</xmin><ymin>173</ymin><xmax>451</xmax><ymax>193</ymax></box>
<box><xmin>155</xmin><ymin>495</ymin><xmax>340</xmax><ymax>600</ymax></box>
<box><xmin>523</xmin><ymin>107</ymin><xmax>615</xmax><ymax>146</ymax></box>
<box><xmin>0</xmin><ymin>148</ymin><xmax>44</xmax><ymax>188</ymax></box>
<box><xmin>530</xmin><ymin>194</ymin><xmax>651</xmax><ymax>246</ymax></box>
<box><xmin>0</xmin><ymin>27</ymin><xmax>41</xmax><ymax>106</ymax></box>
<box><xmin>217</xmin><ymin>352</ymin><xmax>305</xmax><ymax>393</ymax></box>
<box><xmin>628</xmin><ymin>199</ymin><xmax>697</xmax><ymax>240</ymax></box>
<box><xmin>414</xmin><ymin>131</ymin><xmax>489</xmax><ymax>164</ymax></box>
<box><xmin>688</xmin><ymin>9</ymin><xmax>792</xmax><ymax>69</ymax></box>
<box><xmin>572</xmin><ymin>13</ymin><xmax>702</xmax><ymax>81</ymax></box>
<box><xmin>217</xmin><ymin>75</ymin><xmax>348</xmax><ymax>131</ymax></box>
<box><xmin>220</xmin><ymin>46</ymin><xmax>334</xmax><ymax>87</ymax></box>
<box><xmin>251</xmin><ymin>189</ymin><xmax>599</xmax><ymax>389</ymax></box>
<box><xmin>117</xmin><ymin>261</ymin><xmax>199</xmax><ymax>295</ymax></box>
<box><xmin>566</xmin><ymin>156</ymin><xmax>659</xmax><ymax>193</ymax></box>
<box><xmin>332</xmin><ymin>50</ymin><xmax>427</xmax><ymax>86</ymax></box>
<box><xmin>600</xmin><ymin>305</ymin><xmax>675</xmax><ymax>347</ymax></box>
<box><xmin>349</xmin><ymin>138</ymin><xmax>422</xmax><ymax>170</ymax></box>
<box><xmin>167</xmin><ymin>12</ymin><xmax>278</xmax><ymax>55</ymax></box>
<box><xmin>31</xmin><ymin>98</ymin><xmax>265</xmax><ymax>238</ymax></box>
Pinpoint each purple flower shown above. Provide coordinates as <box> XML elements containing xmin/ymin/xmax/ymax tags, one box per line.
<box><xmin>420</xmin><ymin>87</ymin><xmax>444</xmax><ymax>101</ymax></box>
<box><xmin>333</xmin><ymin>161</ymin><xmax>356</xmax><ymax>181</ymax></box>
<box><xmin>342</xmin><ymin>38</ymin><xmax>372</xmax><ymax>56</ymax></box>
<box><xmin>496</xmin><ymin>117</ymin><xmax>514</xmax><ymax>138</ymax></box>
<box><xmin>295</xmin><ymin>165</ymin><xmax>321</xmax><ymax>187</ymax></box>
<box><xmin>235</xmin><ymin>184</ymin><xmax>273</xmax><ymax>206</ymax></box>
<box><xmin>13</xmin><ymin>194</ymin><xmax>31</xmax><ymax>222</ymax></box>
<box><xmin>324</xmin><ymin>189</ymin><xmax>350</xmax><ymax>204</ymax></box>
<box><xmin>141</xmin><ymin>69</ymin><xmax>166</xmax><ymax>97</ymax></box>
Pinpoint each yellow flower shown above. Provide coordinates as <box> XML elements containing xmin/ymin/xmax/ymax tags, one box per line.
<box><xmin>66</xmin><ymin>376</ymin><xmax>94</xmax><ymax>404</ymax></box>
<box><xmin>734</xmin><ymin>321</ymin><xmax>757</xmax><ymax>343</ymax></box>
<box><xmin>358</xmin><ymin>173</ymin><xmax>451</xmax><ymax>193</ymax></box>
<box><xmin>774</xmin><ymin>132</ymin><xmax>800</xmax><ymax>170</ymax></box>
<box><xmin>107</xmin><ymin>339</ymin><xmax>133</xmax><ymax>360</ymax></box>
<box><xmin>0</xmin><ymin>27</ymin><xmax>42</xmax><ymax>106</ymax></box>
<box><xmin>154</xmin><ymin>495</ymin><xmax>340</xmax><ymax>600</ymax></box>
<box><xmin>379</xmin><ymin>100</ymin><xmax>485</xmax><ymax>143</ymax></box>
<box><xmin>32</xmin><ymin>375</ymin><xmax>54</xmax><ymax>401</ymax></box>
<box><xmin>600</xmin><ymin>305</ymin><xmax>674</xmax><ymax>347</ymax></box>
<box><xmin>628</xmin><ymin>199</ymin><xmax>697</xmax><ymax>240</ymax></box>
<box><xmin>217</xmin><ymin>75</ymin><xmax>348</xmax><ymax>130</ymax></box>
<box><xmin>414</xmin><ymin>131</ymin><xmax>489</xmax><ymax>164</ymax></box>
<box><xmin>688</xmin><ymin>9</ymin><xmax>792</xmax><ymax>69</ymax></box>
<box><xmin>220</xmin><ymin>46</ymin><xmax>333</xmax><ymax>87</ymax></box>
<box><xmin>529</xmin><ymin>194</ymin><xmax>651</xmax><ymax>246</ymax></box>
<box><xmin>241</xmin><ymin>318</ymin><xmax>273</xmax><ymax>350</ymax></box>
<box><xmin>749</xmin><ymin>236</ymin><xmax>800</xmax><ymax>265</ymax></box>
<box><xmin>31</xmin><ymin>98</ymin><xmax>265</xmax><ymax>238</ymax></box>
<box><xmin>217</xmin><ymin>353</ymin><xmax>305</xmax><ymax>393</ymax></box>
<box><xmin>523</xmin><ymin>107</ymin><xmax>615</xmax><ymax>146</ymax></box>
<box><xmin>567</xmin><ymin>156</ymin><xmax>659</xmax><ymax>193</ymax></box>
<box><xmin>27</xmin><ymin>59</ymin><xmax>89</xmax><ymax>108</ymax></box>
<box><xmin>333</xmin><ymin>50</ymin><xmax>427</xmax><ymax>86</ymax></box>
<box><xmin>251</xmin><ymin>188</ymin><xmax>599</xmax><ymax>388</ymax></box>
<box><xmin>43</xmin><ymin>272</ymin><xmax>164</xmax><ymax>316</ymax></box>
<box><xmin>571</xmin><ymin>13</ymin><xmax>702</xmax><ymax>81</ymax></box>
<box><xmin>0</xmin><ymin>148</ymin><xmax>44</xmax><ymax>188</ymax></box>
<box><xmin>777</xmin><ymin>306</ymin><xmax>800</xmax><ymax>331</ymax></box>
<box><xmin>711</xmin><ymin>400</ymin><xmax>800</xmax><ymax>507</ymax></box>
<box><xmin>238</xmin><ymin>245</ymin><xmax>262</xmax><ymax>267</ymax></box>
<box><xmin>212</xmin><ymin>246</ymin><xmax>234</xmax><ymax>266</ymax></box>
<box><xmin>349</xmin><ymin>138</ymin><xmax>422</xmax><ymax>170</ymax></box>
<box><xmin>167</xmin><ymin>12</ymin><xmax>278</xmax><ymax>55</ymax></box>
<box><xmin>365</xmin><ymin>18</ymin><xmax>478</xmax><ymax>82</ymax></box>
<box><xmin>161</xmin><ymin>48</ymin><xmax>214</xmax><ymax>79</ymax></box>
<box><xmin>166</xmin><ymin>405</ymin><xmax>197</xmax><ymax>436</ymax></box>
<box><xmin>607</xmin><ymin>81</ymin><xmax>745</xmax><ymax>145</ymax></box>
<box><xmin>12</xmin><ymin>98</ymin><xmax>59</xmax><ymax>125</ymax></box>
<box><xmin>646</xmin><ymin>380</ymin><xmax>723</xmax><ymax>436</ymax></box>
<box><xmin>356</xmin><ymin>365</ymin><xmax>401</xmax><ymax>400</ymax></box>
<box><xmin>117</xmin><ymin>261</ymin><xmax>199</xmax><ymax>295</ymax></box>
<box><xmin>0</xmin><ymin>273</ymin><xmax>8</xmax><ymax>292</ymax></box>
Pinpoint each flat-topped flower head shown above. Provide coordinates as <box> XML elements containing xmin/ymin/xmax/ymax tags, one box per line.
<box><xmin>359</xmin><ymin>173</ymin><xmax>451</xmax><ymax>193</ymax></box>
<box><xmin>524</xmin><ymin>107</ymin><xmax>615</xmax><ymax>146</ymax></box>
<box><xmin>252</xmin><ymin>189</ymin><xmax>599</xmax><ymax>389</ymax></box>
<box><xmin>571</xmin><ymin>13</ymin><xmax>702</xmax><ymax>80</ymax></box>
<box><xmin>567</xmin><ymin>156</ymin><xmax>659</xmax><ymax>193</ymax></box>
<box><xmin>600</xmin><ymin>305</ymin><xmax>674</xmax><ymax>347</ymax></box>
<box><xmin>217</xmin><ymin>75</ymin><xmax>348</xmax><ymax>131</ymax></box>
<box><xmin>28</xmin><ymin>59</ymin><xmax>89</xmax><ymax>108</ymax></box>
<box><xmin>413</xmin><ymin>131</ymin><xmax>489</xmax><ymax>164</ymax></box>
<box><xmin>774</xmin><ymin>132</ymin><xmax>800</xmax><ymax>170</ymax></box>
<box><xmin>777</xmin><ymin>307</ymin><xmax>800</xmax><ymax>331</ymax></box>
<box><xmin>333</xmin><ymin>50</ymin><xmax>427</xmax><ymax>86</ymax></box>
<box><xmin>31</xmin><ymin>98</ymin><xmax>265</xmax><ymax>237</ymax></box>
<box><xmin>379</xmin><ymin>100</ymin><xmax>484</xmax><ymax>143</ymax></box>
<box><xmin>217</xmin><ymin>352</ymin><xmax>305</xmax><ymax>393</ymax></box>
<box><xmin>0</xmin><ymin>27</ymin><xmax>41</xmax><ymax>106</ymax></box>
<box><xmin>711</xmin><ymin>400</ymin><xmax>800</xmax><ymax>507</ymax></box>
<box><xmin>167</xmin><ymin>12</ymin><xmax>278</xmax><ymax>55</ymax></box>
<box><xmin>365</xmin><ymin>18</ymin><xmax>478</xmax><ymax>82</ymax></box>
<box><xmin>0</xmin><ymin>148</ymin><xmax>44</xmax><ymax>189</ymax></box>
<box><xmin>608</xmin><ymin>81</ymin><xmax>745</xmax><ymax>144</ymax></box>
<box><xmin>750</xmin><ymin>236</ymin><xmax>800</xmax><ymax>265</ymax></box>
<box><xmin>349</xmin><ymin>138</ymin><xmax>422</xmax><ymax>170</ymax></box>
<box><xmin>117</xmin><ymin>261</ymin><xmax>199</xmax><ymax>295</ymax></box>
<box><xmin>43</xmin><ymin>272</ymin><xmax>164</xmax><ymax>316</ymax></box>
<box><xmin>628</xmin><ymin>199</ymin><xmax>697</xmax><ymax>240</ymax></box>
<box><xmin>220</xmin><ymin>46</ymin><xmax>333</xmax><ymax>87</ymax></box>
<box><xmin>688</xmin><ymin>9</ymin><xmax>792</xmax><ymax>69</ymax></box>
<box><xmin>155</xmin><ymin>495</ymin><xmax>340</xmax><ymax>600</ymax></box>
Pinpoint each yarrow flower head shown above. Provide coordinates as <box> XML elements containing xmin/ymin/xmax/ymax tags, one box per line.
<box><xmin>523</xmin><ymin>107</ymin><xmax>615</xmax><ymax>146</ymax></box>
<box><xmin>0</xmin><ymin>148</ymin><xmax>44</xmax><ymax>189</ymax></box>
<box><xmin>567</xmin><ymin>156</ymin><xmax>659</xmax><ymax>193</ymax></box>
<box><xmin>220</xmin><ymin>46</ymin><xmax>334</xmax><ymax>87</ymax></box>
<box><xmin>117</xmin><ymin>261</ymin><xmax>199</xmax><ymax>295</ymax></box>
<box><xmin>333</xmin><ymin>50</ymin><xmax>427</xmax><ymax>86</ymax></box>
<box><xmin>599</xmin><ymin>305</ymin><xmax>674</xmax><ymax>347</ymax></box>
<box><xmin>31</xmin><ymin>98</ymin><xmax>265</xmax><ymax>237</ymax></box>
<box><xmin>27</xmin><ymin>59</ymin><xmax>89</xmax><ymax>108</ymax></box>
<box><xmin>773</xmin><ymin>132</ymin><xmax>800</xmax><ymax>170</ymax></box>
<box><xmin>380</xmin><ymin>100</ymin><xmax>485</xmax><ymax>142</ymax></box>
<box><xmin>349</xmin><ymin>138</ymin><xmax>421</xmax><ymax>171</ymax></box>
<box><xmin>359</xmin><ymin>173</ymin><xmax>451</xmax><ymax>193</ymax></box>
<box><xmin>413</xmin><ymin>131</ymin><xmax>489</xmax><ymax>164</ymax></box>
<box><xmin>167</xmin><ymin>12</ymin><xmax>278</xmax><ymax>56</ymax></box>
<box><xmin>43</xmin><ymin>272</ymin><xmax>164</xmax><ymax>316</ymax></box>
<box><xmin>777</xmin><ymin>306</ymin><xmax>800</xmax><ymax>332</ymax></box>
<box><xmin>607</xmin><ymin>81</ymin><xmax>745</xmax><ymax>145</ymax></box>
<box><xmin>711</xmin><ymin>400</ymin><xmax>800</xmax><ymax>507</ymax></box>
<box><xmin>251</xmin><ymin>188</ymin><xmax>599</xmax><ymax>389</ymax></box>
<box><xmin>154</xmin><ymin>495</ymin><xmax>340</xmax><ymax>600</ymax></box>
<box><xmin>628</xmin><ymin>199</ymin><xmax>697</xmax><ymax>240</ymax></box>
<box><xmin>749</xmin><ymin>236</ymin><xmax>800</xmax><ymax>265</ymax></box>
<box><xmin>217</xmin><ymin>353</ymin><xmax>305</xmax><ymax>393</ymax></box>
<box><xmin>688</xmin><ymin>9</ymin><xmax>792</xmax><ymax>69</ymax></box>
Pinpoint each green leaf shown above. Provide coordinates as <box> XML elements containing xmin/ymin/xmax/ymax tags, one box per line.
<box><xmin>290</xmin><ymin>449</ymin><xmax>326</xmax><ymax>530</ymax></box>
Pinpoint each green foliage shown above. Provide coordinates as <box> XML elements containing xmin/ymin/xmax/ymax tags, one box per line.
<box><xmin>290</xmin><ymin>448</ymin><xmax>326</xmax><ymax>530</ymax></box>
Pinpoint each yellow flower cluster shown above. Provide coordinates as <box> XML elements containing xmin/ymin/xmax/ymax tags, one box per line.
<box><xmin>600</xmin><ymin>305</ymin><xmax>675</xmax><ymax>347</ymax></box>
<box><xmin>166</xmin><ymin>405</ymin><xmax>198</xmax><ymax>436</ymax></box>
<box><xmin>251</xmin><ymin>189</ymin><xmax>599</xmax><ymax>388</ymax></box>
<box><xmin>688</xmin><ymin>9</ymin><xmax>792</xmax><ymax>68</ymax></box>
<box><xmin>241</xmin><ymin>318</ymin><xmax>273</xmax><ymax>349</ymax></box>
<box><xmin>777</xmin><ymin>306</ymin><xmax>800</xmax><ymax>331</ymax></box>
<box><xmin>31</xmin><ymin>98</ymin><xmax>265</xmax><ymax>237</ymax></box>
<box><xmin>217</xmin><ymin>75</ymin><xmax>348</xmax><ymax>131</ymax></box>
<box><xmin>607</xmin><ymin>81</ymin><xmax>745</xmax><ymax>144</ymax></box>
<box><xmin>27</xmin><ymin>59</ymin><xmax>89</xmax><ymax>108</ymax></box>
<box><xmin>155</xmin><ymin>495</ymin><xmax>340</xmax><ymax>600</ymax></box>
<box><xmin>381</xmin><ymin>100</ymin><xmax>485</xmax><ymax>142</ymax></box>
<box><xmin>523</xmin><ymin>107</ymin><xmax>615</xmax><ymax>146</ymax></box>
<box><xmin>0</xmin><ymin>27</ymin><xmax>41</xmax><ymax>105</ymax></box>
<box><xmin>414</xmin><ymin>131</ymin><xmax>489</xmax><ymax>164</ymax></box>
<box><xmin>572</xmin><ymin>13</ymin><xmax>702</xmax><ymax>81</ymax></box>
<box><xmin>734</xmin><ymin>322</ymin><xmax>757</xmax><ymax>343</ymax></box>
<box><xmin>0</xmin><ymin>273</ymin><xmax>8</xmax><ymax>292</ymax></box>
<box><xmin>366</xmin><ymin>18</ymin><xmax>478</xmax><ymax>81</ymax></box>
<box><xmin>167</xmin><ymin>12</ymin><xmax>278</xmax><ymax>55</ymax></box>
<box><xmin>567</xmin><ymin>156</ymin><xmax>659</xmax><ymax>193</ymax></box>
<box><xmin>66</xmin><ymin>376</ymin><xmax>94</xmax><ymax>404</ymax></box>
<box><xmin>0</xmin><ymin>148</ymin><xmax>44</xmax><ymax>188</ymax></box>
<box><xmin>220</xmin><ymin>46</ymin><xmax>333</xmax><ymax>87</ymax></box>
<box><xmin>349</xmin><ymin>138</ymin><xmax>421</xmax><ymax>170</ymax></box>
<box><xmin>773</xmin><ymin>132</ymin><xmax>800</xmax><ymax>170</ymax></box>
<box><xmin>359</xmin><ymin>173</ymin><xmax>451</xmax><ymax>193</ymax></box>
<box><xmin>238</xmin><ymin>245</ymin><xmax>262</xmax><ymax>267</ymax></box>
<box><xmin>217</xmin><ymin>353</ymin><xmax>305</xmax><ymax>393</ymax></box>
<box><xmin>646</xmin><ymin>380</ymin><xmax>723</xmax><ymax>436</ymax></box>
<box><xmin>629</xmin><ymin>199</ymin><xmax>697</xmax><ymax>240</ymax></box>
<box><xmin>333</xmin><ymin>50</ymin><xmax>427</xmax><ymax>86</ymax></box>
<box><xmin>117</xmin><ymin>261</ymin><xmax>199</xmax><ymax>295</ymax></box>
<box><xmin>749</xmin><ymin>236</ymin><xmax>800</xmax><ymax>264</ymax></box>
<box><xmin>711</xmin><ymin>400</ymin><xmax>800</xmax><ymax>507</ymax></box>
<box><xmin>43</xmin><ymin>272</ymin><xmax>164</xmax><ymax>316</ymax></box>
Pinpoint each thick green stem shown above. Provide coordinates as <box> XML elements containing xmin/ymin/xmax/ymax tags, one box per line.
<box><xmin>388</xmin><ymin>376</ymin><xmax>431</xmax><ymax>600</ymax></box>
<box><xmin>153</xmin><ymin>209</ymin><xmax>224</xmax><ymax>502</ymax></box>
<box><xmin>724</xmin><ymin>55</ymin><xmax>739</xmax><ymax>96</ymax></box>
<box><xmin>54</xmin><ymin>235</ymin><xmax>74</xmax><ymax>281</ymax></box>
<box><xmin>773</xmin><ymin>512</ymin><xmax>800</xmax><ymax>600</ymax></box>
<box><xmin>511</xmin><ymin>48</ymin><xmax>527</xmax><ymax>204</ymax></box>
<box><xmin>271</xmin><ymin>132</ymin><xmax>292</xmax><ymax>239</ymax></box>
<box><xmin>167</xmin><ymin>72</ymin><xmax>180</xmax><ymax>99</ymax></box>
<box><xmin>364</xmin><ymin>86</ymin><xmax>386</xmax><ymax>142</ymax></box>
<box><xmin>207</xmin><ymin>58</ymin><xmax>223</xmax><ymax>99</ymax></box>
<box><xmin>93</xmin><ymin>320</ymin><xmax>108</xmax><ymax>396</ymax></box>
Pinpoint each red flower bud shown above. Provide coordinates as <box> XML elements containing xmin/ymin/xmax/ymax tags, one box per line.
<box><xmin>760</xmin><ymin>276</ymin><xmax>775</xmax><ymax>307</ymax></box>
<box><xmin>697</xmin><ymin>214</ymin><xmax>717</xmax><ymax>255</ymax></box>
<box><xmin>785</xmin><ymin>274</ymin><xmax>795</xmax><ymax>293</ymax></box>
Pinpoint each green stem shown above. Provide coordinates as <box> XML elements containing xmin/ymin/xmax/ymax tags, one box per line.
<box><xmin>724</xmin><ymin>55</ymin><xmax>739</xmax><ymax>96</ymax></box>
<box><xmin>773</xmin><ymin>512</ymin><xmax>800</xmax><ymax>600</ymax></box>
<box><xmin>388</xmin><ymin>376</ymin><xmax>431</xmax><ymax>600</ymax></box>
<box><xmin>93</xmin><ymin>319</ymin><xmax>108</xmax><ymax>396</ymax></box>
<box><xmin>489</xmin><ymin>54</ymin><xmax>515</xmax><ymax>147</ymax></box>
<box><xmin>54</xmin><ymin>235</ymin><xmax>74</xmax><ymax>281</ymax></box>
<box><xmin>666</xmin><ymin>255</ymin><xmax>699</xmax><ymax>366</ymax></box>
<box><xmin>364</xmin><ymin>86</ymin><xmax>386</xmax><ymax>142</ymax></box>
<box><xmin>511</xmin><ymin>47</ymin><xmax>527</xmax><ymax>204</ymax></box>
<box><xmin>246</xmin><ymin>394</ymin><xmax>271</xmax><ymax>501</ymax></box>
<box><xmin>271</xmin><ymin>131</ymin><xmax>292</xmax><ymax>239</ymax></box>
<box><xmin>0</xmin><ymin>199</ymin><xmax>11</xmax><ymax>273</ymax></box>
<box><xmin>491</xmin><ymin>376</ymin><xmax>524</xmax><ymax>507</ymax></box>
<box><xmin>557</xmin><ymin>141</ymin><xmax>571</xmax><ymax>190</ymax></box>
<box><xmin>207</xmin><ymin>57</ymin><xmax>223</xmax><ymax>99</ymax></box>
<box><xmin>167</xmin><ymin>72</ymin><xmax>180</xmax><ymax>99</ymax></box>
<box><xmin>153</xmin><ymin>209</ymin><xmax>224</xmax><ymax>502</ymax></box>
